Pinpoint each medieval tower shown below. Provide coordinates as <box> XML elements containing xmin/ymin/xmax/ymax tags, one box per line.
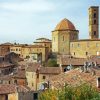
<box><xmin>89</xmin><ymin>6</ymin><xmax>99</xmax><ymax>39</ymax></box>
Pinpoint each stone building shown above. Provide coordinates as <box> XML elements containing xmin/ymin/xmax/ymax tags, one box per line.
<box><xmin>26</xmin><ymin>63</ymin><xmax>61</xmax><ymax>90</ymax></box>
<box><xmin>10</xmin><ymin>44</ymin><xmax>49</xmax><ymax>62</ymax></box>
<box><xmin>0</xmin><ymin>69</ymin><xmax>26</xmax><ymax>86</ymax></box>
<box><xmin>10</xmin><ymin>45</ymin><xmax>22</xmax><ymax>57</ymax></box>
<box><xmin>0</xmin><ymin>84</ymin><xmax>38</xmax><ymax>100</ymax></box>
<box><xmin>33</xmin><ymin>38</ymin><xmax>52</xmax><ymax>53</ymax></box>
<box><xmin>52</xmin><ymin>18</ymin><xmax>79</xmax><ymax>55</ymax></box>
<box><xmin>0</xmin><ymin>56</ymin><xmax>16</xmax><ymax>76</ymax></box>
<box><xmin>52</xmin><ymin>6</ymin><xmax>100</xmax><ymax>58</ymax></box>
<box><xmin>70</xmin><ymin>6</ymin><xmax>99</xmax><ymax>58</ymax></box>
<box><xmin>21</xmin><ymin>45</ymin><xmax>49</xmax><ymax>62</ymax></box>
<box><xmin>0</xmin><ymin>42</ymin><xmax>13</xmax><ymax>56</ymax></box>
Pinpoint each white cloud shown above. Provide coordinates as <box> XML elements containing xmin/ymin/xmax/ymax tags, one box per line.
<box><xmin>0</xmin><ymin>0</ymin><xmax>99</xmax><ymax>43</ymax></box>
<box><xmin>0</xmin><ymin>0</ymin><xmax>55</xmax><ymax>13</ymax></box>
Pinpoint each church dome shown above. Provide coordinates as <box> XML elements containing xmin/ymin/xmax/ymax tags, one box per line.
<box><xmin>54</xmin><ymin>18</ymin><xmax>76</xmax><ymax>31</ymax></box>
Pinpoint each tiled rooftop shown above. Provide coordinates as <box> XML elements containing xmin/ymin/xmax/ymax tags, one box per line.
<box><xmin>0</xmin><ymin>84</ymin><xmax>30</xmax><ymax>94</ymax></box>
<box><xmin>26</xmin><ymin>63</ymin><xmax>41</xmax><ymax>72</ymax></box>
<box><xmin>48</xmin><ymin>67</ymin><xmax>100</xmax><ymax>89</ymax></box>
<box><xmin>39</xmin><ymin>67</ymin><xmax>61</xmax><ymax>74</ymax></box>
<box><xmin>0</xmin><ymin>62</ymin><xmax>14</xmax><ymax>68</ymax></box>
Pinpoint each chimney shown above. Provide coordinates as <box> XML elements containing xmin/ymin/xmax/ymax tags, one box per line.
<box><xmin>97</xmin><ymin>77</ymin><xmax>100</xmax><ymax>88</ymax></box>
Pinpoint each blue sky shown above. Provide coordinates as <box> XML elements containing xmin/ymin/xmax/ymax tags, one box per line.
<box><xmin>0</xmin><ymin>0</ymin><xmax>99</xmax><ymax>44</ymax></box>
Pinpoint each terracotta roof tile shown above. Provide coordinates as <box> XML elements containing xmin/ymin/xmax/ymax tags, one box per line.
<box><xmin>48</xmin><ymin>68</ymin><xmax>100</xmax><ymax>89</ymax></box>
<box><xmin>0</xmin><ymin>85</ymin><xmax>30</xmax><ymax>94</ymax></box>
<box><xmin>39</xmin><ymin>67</ymin><xmax>61</xmax><ymax>74</ymax></box>
<box><xmin>58</xmin><ymin>56</ymin><xmax>86</xmax><ymax>66</ymax></box>
<box><xmin>0</xmin><ymin>62</ymin><xmax>14</xmax><ymax>68</ymax></box>
<box><xmin>58</xmin><ymin>55</ymin><xmax>100</xmax><ymax>66</ymax></box>
<box><xmin>26</xmin><ymin>63</ymin><xmax>41</xmax><ymax>72</ymax></box>
<box><xmin>54</xmin><ymin>18</ymin><xmax>76</xmax><ymax>31</ymax></box>
<box><xmin>12</xmin><ymin>69</ymin><xmax>26</xmax><ymax>79</ymax></box>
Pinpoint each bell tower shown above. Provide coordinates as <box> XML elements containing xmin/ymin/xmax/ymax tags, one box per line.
<box><xmin>89</xmin><ymin>6</ymin><xmax>99</xmax><ymax>39</ymax></box>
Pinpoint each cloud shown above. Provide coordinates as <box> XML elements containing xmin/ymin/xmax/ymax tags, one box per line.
<box><xmin>0</xmin><ymin>0</ymin><xmax>55</xmax><ymax>13</ymax></box>
<box><xmin>0</xmin><ymin>0</ymin><xmax>99</xmax><ymax>43</ymax></box>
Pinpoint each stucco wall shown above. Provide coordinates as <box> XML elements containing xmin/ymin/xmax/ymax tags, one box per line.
<box><xmin>70</xmin><ymin>40</ymin><xmax>100</xmax><ymax>58</ymax></box>
<box><xmin>26</xmin><ymin>71</ymin><xmax>37</xmax><ymax>90</ymax></box>
<box><xmin>52</xmin><ymin>30</ymin><xmax>78</xmax><ymax>55</ymax></box>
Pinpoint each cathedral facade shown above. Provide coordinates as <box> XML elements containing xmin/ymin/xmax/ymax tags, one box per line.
<box><xmin>52</xmin><ymin>6</ymin><xmax>99</xmax><ymax>58</ymax></box>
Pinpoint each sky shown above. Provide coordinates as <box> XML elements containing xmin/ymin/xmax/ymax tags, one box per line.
<box><xmin>0</xmin><ymin>0</ymin><xmax>100</xmax><ymax>44</ymax></box>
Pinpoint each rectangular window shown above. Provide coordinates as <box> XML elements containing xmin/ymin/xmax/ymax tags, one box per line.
<box><xmin>96</xmin><ymin>43</ymin><xmax>99</xmax><ymax>47</ymax></box>
<box><xmin>63</xmin><ymin>36</ymin><xmax>64</xmax><ymax>41</ymax></box>
<box><xmin>94</xmin><ymin>31</ymin><xmax>96</xmax><ymax>36</ymax></box>
<box><xmin>77</xmin><ymin>43</ymin><xmax>80</xmax><ymax>47</ymax></box>
<box><xmin>87</xmin><ymin>43</ymin><xmax>89</xmax><ymax>47</ymax></box>
<box><xmin>37</xmin><ymin>74</ymin><xmax>39</xmax><ymax>78</ymax></box>
<box><xmin>32</xmin><ymin>83</ymin><xmax>34</xmax><ymax>86</ymax></box>
<box><xmin>34</xmin><ymin>93</ymin><xmax>38</xmax><ymax>100</ymax></box>
<box><xmin>94</xmin><ymin>13</ymin><xmax>96</xmax><ymax>18</ymax></box>
<box><xmin>54</xmin><ymin>37</ymin><xmax>55</xmax><ymax>42</ymax></box>
<box><xmin>86</xmin><ymin>52</ymin><xmax>88</xmax><ymax>56</ymax></box>
<box><xmin>43</xmin><ymin>76</ymin><xmax>46</xmax><ymax>79</ymax></box>
<box><xmin>71</xmin><ymin>44</ymin><xmax>73</xmax><ymax>47</ymax></box>
<box><xmin>32</xmin><ymin>74</ymin><xmax>33</xmax><ymax>78</ymax></box>
<box><xmin>74</xmin><ymin>52</ymin><xmax>75</xmax><ymax>55</ymax></box>
<box><xmin>9</xmin><ymin>81</ymin><xmax>10</xmax><ymax>84</ymax></box>
<box><xmin>94</xmin><ymin>20</ymin><xmax>96</xmax><ymax>24</ymax></box>
<box><xmin>14</xmin><ymin>80</ymin><xmax>17</xmax><ymax>84</ymax></box>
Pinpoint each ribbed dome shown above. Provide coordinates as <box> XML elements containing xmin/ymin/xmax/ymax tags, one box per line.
<box><xmin>55</xmin><ymin>18</ymin><xmax>76</xmax><ymax>31</ymax></box>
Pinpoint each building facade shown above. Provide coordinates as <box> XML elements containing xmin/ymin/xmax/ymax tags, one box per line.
<box><xmin>10</xmin><ymin>44</ymin><xmax>49</xmax><ymax>62</ymax></box>
<box><xmin>33</xmin><ymin>38</ymin><xmax>52</xmax><ymax>53</ymax></box>
<box><xmin>0</xmin><ymin>43</ymin><xmax>13</xmax><ymax>56</ymax></box>
<box><xmin>52</xmin><ymin>18</ymin><xmax>79</xmax><ymax>55</ymax></box>
<box><xmin>52</xmin><ymin>6</ymin><xmax>100</xmax><ymax>58</ymax></box>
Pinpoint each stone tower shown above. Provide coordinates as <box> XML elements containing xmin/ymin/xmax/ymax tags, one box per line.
<box><xmin>89</xmin><ymin>6</ymin><xmax>99</xmax><ymax>39</ymax></box>
<box><xmin>52</xmin><ymin>18</ymin><xmax>79</xmax><ymax>55</ymax></box>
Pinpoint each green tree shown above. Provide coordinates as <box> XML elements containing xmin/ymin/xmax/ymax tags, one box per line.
<box><xmin>39</xmin><ymin>84</ymin><xmax>100</xmax><ymax>100</ymax></box>
<box><xmin>46</xmin><ymin>59</ymin><xmax>58</xmax><ymax>67</ymax></box>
